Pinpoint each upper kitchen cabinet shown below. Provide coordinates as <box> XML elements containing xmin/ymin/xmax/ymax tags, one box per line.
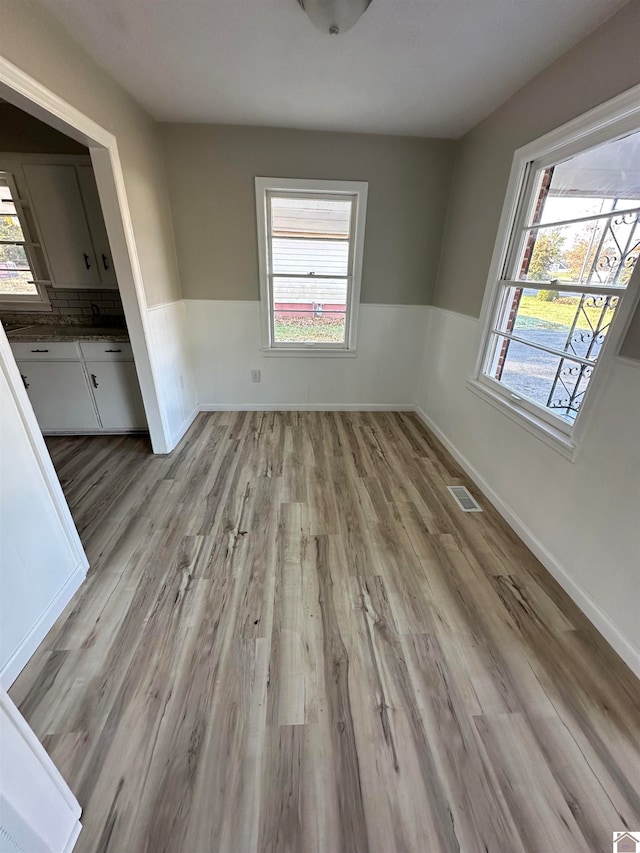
<box><xmin>75</xmin><ymin>165</ymin><xmax>117</xmax><ymax>288</ymax></box>
<box><xmin>22</xmin><ymin>161</ymin><xmax>117</xmax><ymax>290</ymax></box>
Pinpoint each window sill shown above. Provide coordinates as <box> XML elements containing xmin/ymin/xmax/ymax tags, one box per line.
<box><xmin>465</xmin><ymin>377</ymin><xmax>578</xmax><ymax>462</ymax></box>
<box><xmin>261</xmin><ymin>347</ymin><xmax>358</xmax><ymax>358</ymax></box>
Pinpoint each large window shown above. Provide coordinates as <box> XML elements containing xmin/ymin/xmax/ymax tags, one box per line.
<box><xmin>474</xmin><ymin>99</ymin><xmax>640</xmax><ymax>452</ymax></box>
<box><xmin>0</xmin><ymin>171</ymin><xmax>49</xmax><ymax>310</ymax></box>
<box><xmin>255</xmin><ymin>178</ymin><xmax>368</xmax><ymax>354</ymax></box>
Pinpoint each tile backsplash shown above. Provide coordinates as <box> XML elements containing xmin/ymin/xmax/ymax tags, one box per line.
<box><xmin>45</xmin><ymin>285</ymin><xmax>125</xmax><ymax>318</ymax></box>
<box><xmin>0</xmin><ymin>285</ymin><xmax>126</xmax><ymax>329</ymax></box>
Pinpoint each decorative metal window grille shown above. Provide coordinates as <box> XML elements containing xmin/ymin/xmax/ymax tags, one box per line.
<box><xmin>481</xmin><ymin>128</ymin><xmax>640</xmax><ymax>427</ymax></box>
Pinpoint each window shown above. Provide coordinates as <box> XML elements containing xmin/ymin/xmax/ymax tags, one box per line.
<box><xmin>255</xmin><ymin>178</ymin><xmax>368</xmax><ymax>354</ymax></box>
<box><xmin>473</xmin><ymin>94</ymin><xmax>640</xmax><ymax>454</ymax></box>
<box><xmin>0</xmin><ymin>171</ymin><xmax>49</xmax><ymax>310</ymax></box>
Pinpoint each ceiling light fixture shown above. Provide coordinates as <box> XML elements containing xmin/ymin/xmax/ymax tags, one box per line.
<box><xmin>297</xmin><ymin>0</ymin><xmax>372</xmax><ymax>35</ymax></box>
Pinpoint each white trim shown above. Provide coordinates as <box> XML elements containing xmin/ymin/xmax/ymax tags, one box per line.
<box><xmin>0</xmin><ymin>56</ymin><xmax>171</xmax><ymax>453</ymax></box>
<box><xmin>260</xmin><ymin>347</ymin><xmax>358</xmax><ymax>358</ymax></box>
<box><xmin>63</xmin><ymin>820</ymin><xmax>83</xmax><ymax>853</ymax></box>
<box><xmin>414</xmin><ymin>404</ymin><xmax>640</xmax><ymax>679</ymax></box>
<box><xmin>465</xmin><ymin>377</ymin><xmax>577</xmax><ymax>461</ymax></box>
<box><xmin>0</xmin><ymin>564</ymin><xmax>85</xmax><ymax>689</ymax></box>
<box><xmin>617</xmin><ymin>354</ymin><xmax>640</xmax><ymax>369</ymax></box>
<box><xmin>254</xmin><ymin>177</ymin><xmax>368</xmax><ymax>355</ymax></box>
<box><xmin>146</xmin><ymin>298</ymin><xmax>185</xmax><ymax>312</ymax></box>
<box><xmin>473</xmin><ymin>82</ymin><xmax>640</xmax><ymax>451</ymax></box>
<box><xmin>198</xmin><ymin>403</ymin><xmax>416</xmax><ymax>412</ymax></box>
<box><xmin>181</xmin><ymin>299</ymin><xmax>430</xmax><ymax>310</ymax></box>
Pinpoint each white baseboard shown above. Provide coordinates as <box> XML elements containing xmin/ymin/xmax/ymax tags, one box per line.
<box><xmin>415</xmin><ymin>405</ymin><xmax>640</xmax><ymax>679</ymax></box>
<box><xmin>0</xmin><ymin>564</ymin><xmax>86</xmax><ymax>689</ymax></box>
<box><xmin>198</xmin><ymin>403</ymin><xmax>416</xmax><ymax>412</ymax></box>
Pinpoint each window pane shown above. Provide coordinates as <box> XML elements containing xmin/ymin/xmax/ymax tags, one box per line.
<box><xmin>488</xmin><ymin>334</ymin><xmax>591</xmax><ymax>422</ymax></box>
<box><xmin>515</xmin><ymin>215</ymin><xmax>639</xmax><ymax>287</ymax></box>
<box><xmin>273</xmin><ymin>276</ymin><xmax>348</xmax><ymax>308</ymax></box>
<box><xmin>0</xmin><ymin>243</ymin><xmax>30</xmax><ymax>270</ymax></box>
<box><xmin>0</xmin><ymin>243</ymin><xmax>37</xmax><ymax>295</ymax></box>
<box><xmin>496</xmin><ymin>286</ymin><xmax>619</xmax><ymax>361</ymax></box>
<box><xmin>530</xmin><ymin>129</ymin><xmax>640</xmax><ymax>226</ymax></box>
<box><xmin>0</xmin><ymin>213</ymin><xmax>25</xmax><ymax>242</ymax></box>
<box><xmin>0</xmin><ymin>268</ymin><xmax>37</xmax><ymax>295</ymax></box>
<box><xmin>273</xmin><ymin>309</ymin><xmax>346</xmax><ymax>343</ymax></box>
<box><xmin>271</xmin><ymin>196</ymin><xmax>352</xmax><ymax>238</ymax></box>
<box><xmin>272</xmin><ymin>237</ymin><xmax>348</xmax><ymax>276</ymax></box>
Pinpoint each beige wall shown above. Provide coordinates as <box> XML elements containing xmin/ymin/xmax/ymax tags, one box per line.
<box><xmin>0</xmin><ymin>103</ymin><xmax>88</xmax><ymax>154</ymax></box>
<box><xmin>160</xmin><ymin>124</ymin><xmax>455</xmax><ymax>304</ymax></box>
<box><xmin>0</xmin><ymin>0</ymin><xmax>182</xmax><ymax>307</ymax></box>
<box><xmin>433</xmin><ymin>0</ymin><xmax>640</xmax><ymax>359</ymax></box>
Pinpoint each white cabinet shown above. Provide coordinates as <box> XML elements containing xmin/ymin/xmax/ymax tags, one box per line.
<box><xmin>23</xmin><ymin>164</ymin><xmax>101</xmax><ymax>288</ymax></box>
<box><xmin>85</xmin><ymin>361</ymin><xmax>147</xmax><ymax>429</ymax></box>
<box><xmin>76</xmin><ymin>165</ymin><xmax>118</xmax><ymax>287</ymax></box>
<box><xmin>16</xmin><ymin>360</ymin><xmax>100</xmax><ymax>431</ymax></box>
<box><xmin>22</xmin><ymin>161</ymin><xmax>117</xmax><ymax>290</ymax></box>
<box><xmin>12</xmin><ymin>341</ymin><xmax>147</xmax><ymax>433</ymax></box>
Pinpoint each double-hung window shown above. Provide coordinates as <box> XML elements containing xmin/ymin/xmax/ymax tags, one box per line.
<box><xmin>0</xmin><ymin>171</ymin><xmax>49</xmax><ymax>310</ymax></box>
<box><xmin>255</xmin><ymin>178</ymin><xmax>368</xmax><ymax>354</ymax></box>
<box><xmin>474</xmin><ymin>98</ymin><xmax>640</xmax><ymax>454</ymax></box>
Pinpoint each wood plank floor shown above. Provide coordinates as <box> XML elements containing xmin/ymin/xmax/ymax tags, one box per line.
<box><xmin>9</xmin><ymin>412</ymin><xmax>640</xmax><ymax>853</ymax></box>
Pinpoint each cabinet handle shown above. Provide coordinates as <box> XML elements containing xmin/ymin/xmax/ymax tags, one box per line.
<box><xmin>83</xmin><ymin>253</ymin><xmax>92</xmax><ymax>270</ymax></box>
<box><xmin>21</xmin><ymin>374</ymin><xmax>29</xmax><ymax>390</ymax></box>
<box><xmin>104</xmin><ymin>349</ymin><xmax>122</xmax><ymax>353</ymax></box>
<box><xmin>91</xmin><ymin>373</ymin><xmax>99</xmax><ymax>389</ymax></box>
<box><xmin>30</xmin><ymin>348</ymin><xmax>49</xmax><ymax>353</ymax></box>
<box><xmin>102</xmin><ymin>253</ymin><xmax>110</xmax><ymax>271</ymax></box>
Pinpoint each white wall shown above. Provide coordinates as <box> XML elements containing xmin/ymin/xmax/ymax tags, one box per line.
<box><xmin>0</xmin><ymin>334</ymin><xmax>87</xmax><ymax>687</ymax></box>
<box><xmin>187</xmin><ymin>301</ymin><xmax>427</xmax><ymax>409</ymax></box>
<box><xmin>417</xmin><ymin>307</ymin><xmax>640</xmax><ymax>675</ymax></box>
<box><xmin>147</xmin><ymin>300</ymin><xmax>198</xmax><ymax>446</ymax></box>
<box><xmin>0</xmin><ymin>689</ymin><xmax>81</xmax><ymax>852</ymax></box>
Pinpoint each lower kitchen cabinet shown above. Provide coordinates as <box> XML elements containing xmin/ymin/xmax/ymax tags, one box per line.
<box><xmin>15</xmin><ymin>348</ymin><xmax>147</xmax><ymax>433</ymax></box>
<box><xmin>16</xmin><ymin>361</ymin><xmax>100</xmax><ymax>432</ymax></box>
<box><xmin>84</xmin><ymin>361</ymin><xmax>147</xmax><ymax>430</ymax></box>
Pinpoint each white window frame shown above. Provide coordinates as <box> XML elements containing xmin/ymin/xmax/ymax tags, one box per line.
<box><xmin>469</xmin><ymin>83</ymin><xmax>640</xmax><ymax>461</ymax></box>
<box><xmin>0</xmin><ymin>169</ymin><xmax>51</xmax><ymax>312</ymax></box>
<box><xmin>255</xmin><ymin>177</ymin><xmax>368</xmax><ymax>356</ymax></box>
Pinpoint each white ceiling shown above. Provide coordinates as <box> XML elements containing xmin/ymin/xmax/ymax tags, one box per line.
<box><xmin>38</xmin><ymin>0</ymin><xmax>629</xmax><ymax>138</ymax></box>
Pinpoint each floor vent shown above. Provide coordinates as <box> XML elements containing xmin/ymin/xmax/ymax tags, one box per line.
<box><xmin>447</xmin><ymin>485</ymin><xmax>482</xmax><ymax>512</ymax></box>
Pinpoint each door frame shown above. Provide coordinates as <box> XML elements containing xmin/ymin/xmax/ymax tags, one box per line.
<box><xmin>0</xmin><ymin>56</ymin><xmax>172</xmax><ymax>453</ymax></box>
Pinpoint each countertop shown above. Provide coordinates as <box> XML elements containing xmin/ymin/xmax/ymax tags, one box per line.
<box><xmin>6</xmin><ymin>324</ymin><xmax>130</xmax><ymax>342</ymax></box>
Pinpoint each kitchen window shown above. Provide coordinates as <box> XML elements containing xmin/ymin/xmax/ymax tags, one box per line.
<box><xmin>255</xmin><ymin>178</ymin><xmax>368</xmax><ymax>355</ymax></box>
<box><xmin>471</xmin><ymin>91</ymin><xmax>640</xmax><ymax>457</ymax></box>
<box><xmin>0</xmin><ymin>171</ymin><xmax>50</xmax><ymax>310</ymax></box>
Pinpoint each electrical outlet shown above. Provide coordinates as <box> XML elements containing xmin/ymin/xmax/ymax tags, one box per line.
<box><xmin>250</xmin><ymin>369</ymin><xmax>261</xmax><ymax>383</ymax></box>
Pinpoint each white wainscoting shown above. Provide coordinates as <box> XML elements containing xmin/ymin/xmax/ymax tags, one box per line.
<box><xmin>0</xmin><ymin>332</ymin><xmax>88</xmax><ymax>688</ymax></box>
<box><xmin>186</xmin><ymin>300</ymin><xmax>428</xmax><ymax>410</ymax></box>
<box><xmin>147</xmin><ymin>300</ymin><xmax>199</xmax><ymax>450</ymax></box>
<box><xmin>416</xmin><ymin>306</ymin><xmax>640</xmax><ymax>677</ymax></box>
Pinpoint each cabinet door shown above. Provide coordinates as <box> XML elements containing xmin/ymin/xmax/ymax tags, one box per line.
<box><xmin>23</xmin><ymin>164</ymin><xmax>101</xmax><ymax>288</ymax></box>
<box><xmin>75</xmin><ymin>165</ymin><xmax>118</xmax><ymax>288</ymax></box>
<box><xmin>85</xmin><ymin>361</ymin><xmax>147</xmax><ymax>429</ymax></box>
<box><xmin>16</xmin><ymin>361</ymin><xmax>100</xmax><ymax>431</ymax></box>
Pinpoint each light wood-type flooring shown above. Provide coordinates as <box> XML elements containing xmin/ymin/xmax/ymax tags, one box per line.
<box><xmin>9</xmin><ymin>412</ymin><xmax>640</xmax><ymax>853</ymax></box>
